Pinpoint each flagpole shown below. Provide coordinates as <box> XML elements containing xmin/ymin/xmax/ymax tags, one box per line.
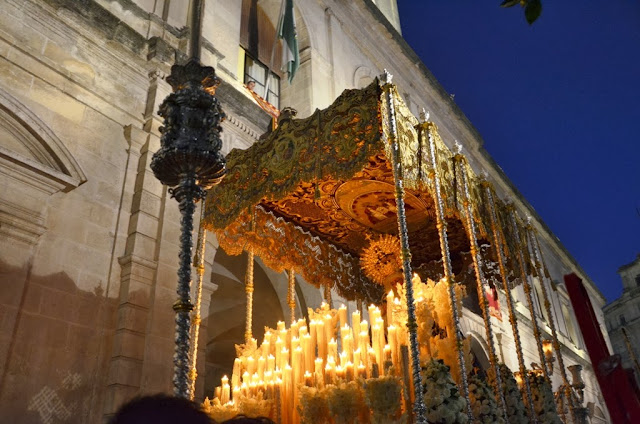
<box><xmin>264</xmin><ymin>0</ymin><xmax>286</xmax><ymax>102</ymax></box>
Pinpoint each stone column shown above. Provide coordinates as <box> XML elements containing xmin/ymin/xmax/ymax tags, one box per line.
<box><xmin>104</xmin><ymin>69</ymin><xmax>171</xmax><ymax>416</ymax></box>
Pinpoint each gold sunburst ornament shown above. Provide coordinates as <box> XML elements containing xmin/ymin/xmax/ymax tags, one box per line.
<box><xmin>360</xmin><ymin>234</ymin><xmax>403</xmax><ymax>292</ymax></box>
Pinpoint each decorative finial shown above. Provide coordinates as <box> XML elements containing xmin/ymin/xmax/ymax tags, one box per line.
<box><xmin>526</xmin><ymin>215</ymin><xmax>533</xmax><ymax>224</ymax></box>
<box><xmin>480</xmin><ymin>170</ymin><xmax>489</xmax><ymax>179</ymax></box>
<box><xmin>381</xmin><ymin>69</ymin><xmax>393</xmax><ymax>84</ymax></box>
<box><xmin>454</xmin><ymin>140</ymin><xmax>463</xmax><ymax>154</ymax></box>
<box><xmin>419</xmin><ymin>108</ymin><xmax>430</xmax><ymax>123</ymax></box>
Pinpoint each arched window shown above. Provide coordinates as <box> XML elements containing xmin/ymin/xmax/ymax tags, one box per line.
<box><xmin>240</xmin><ymin>0</ymin><xmax>283</xmax><ymax>107</ymax></box>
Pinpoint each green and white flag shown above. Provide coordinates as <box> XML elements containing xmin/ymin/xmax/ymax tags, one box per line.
<box><xmin>277</xmin><ymin>0</ymin><xmax>299</xmax><ymax>83</ymax></box>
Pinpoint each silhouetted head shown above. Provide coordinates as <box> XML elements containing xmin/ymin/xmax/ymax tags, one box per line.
<box><xmin>109</xmin><ymin>394</ymin><xmax>212</xmax><ymax>424</ymax></box>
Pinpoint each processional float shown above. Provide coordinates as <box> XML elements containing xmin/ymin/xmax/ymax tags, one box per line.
<box><xmin>191</xmin><ymin>74</ymin><xmax>584</xmax><ymax>423</ymax></box>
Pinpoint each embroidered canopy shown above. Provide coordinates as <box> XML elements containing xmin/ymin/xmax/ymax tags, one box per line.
<box><xmin>203</xmin><ymin>80</ymin><xmax>536</xmax><ymax>304</ymax></box>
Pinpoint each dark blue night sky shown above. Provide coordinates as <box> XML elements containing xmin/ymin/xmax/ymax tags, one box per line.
<box><xmin>397</xmin><ymin>1</ymin><xmax>640</xmax><ymax>303</ymax></box>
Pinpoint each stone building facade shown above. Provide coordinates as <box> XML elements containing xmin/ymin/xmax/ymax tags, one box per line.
<box><xmin>604</xmin><ymin>255</ymin><xmax>640</xmax><ymax>385</ymax></box>
<box><xmin>0</xmin><ymin>0</ymin><xmax>611</xmax><ymax>422</ymax></box>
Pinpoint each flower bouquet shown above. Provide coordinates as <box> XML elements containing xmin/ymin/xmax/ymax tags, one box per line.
<box><xmin>527</xmin><ymin>371</ymin><xmax>562</xmax><ymax>424</ymax></box>
<box><xmin>365</xmin><ymin>376</ymin><xmax>406</xmax><ymax>424</ymax></box>
<box><xmin>487</xmin><ymin>363</ymin><xmax>528</xmax><ymax>424</ymax></box>
<box><xmin>468</xmin><ymin>375</ymin><xmax>505</xmax><ymax>424</ymax></box>
<box><xmin>421</xmin><ymin>359</ymin><xmax>468</xmax><ymax>424</ymax></box>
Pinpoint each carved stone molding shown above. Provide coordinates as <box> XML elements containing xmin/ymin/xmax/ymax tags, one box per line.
<box><xmin>0</xmin><ymin>89</ymin><xmax>87</xmax><ymax>244</ymax></box>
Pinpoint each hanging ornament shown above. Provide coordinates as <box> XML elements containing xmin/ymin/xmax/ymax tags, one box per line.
<box><xmin>360</xmin><ymin>234</ymin><xmax>403</xmax><ymax>293</ymax></box>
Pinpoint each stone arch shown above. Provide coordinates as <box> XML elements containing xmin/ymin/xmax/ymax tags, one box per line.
<box><xmin>353</xmin><ymin>66</ymin><xmax>374</xmax><ymax>89</ymax></box>
<box><xmin>0</xmin><ymin>89</ymin><xmax>87</xmax><ymax>244</ymax></box>
<box><xmin>0</xmin><ymin>89</ymin><xmax>86</xmax><ymax>191</ymax></box>
<box><xmin>204</xmin><ymin>248</ymin><xmax>285</xmax><ymax>397</ymax></box>
<box><xmin>467</xmin><ymin>331</ymin><xmax>491</xmax><ymax>377</ymax></box>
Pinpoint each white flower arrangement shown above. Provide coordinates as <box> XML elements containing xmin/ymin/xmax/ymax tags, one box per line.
<box><xmin>421</xmin><ymin>359</ymin><xmax>469</xmax><ymax>424</ymax></box>
<box><xmin>365</xmin><ymin>376</ymin><xmax>406</xmax><ymax>424</ymax></box>
<box><xmin>327</xmin><ymin>381</ymin><xmax>365</xmax><ymax>424</ymax></box>
<box><xmin>202</xmin><ymin>396</ymin><xmax>239</xmax><ymax>422</ymax></box>
<box><xmin>468</xmin><ymin>375</ymin><xmax>505</xmax><ymax>424</ymax></box>
<box><xmin>298</xmin><ymin>386</ymin><xmax>331</xmax><ymax>424</ymax></box>
<box><xmin>487</xmin><ymin>363</ymin><xmax>528</xmax><ymax>424</ymax></box>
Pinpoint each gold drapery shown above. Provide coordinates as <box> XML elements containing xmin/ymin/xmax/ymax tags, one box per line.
<box><xmin>203</xmin><ymin>79</ymin><xmax>535</xmax><ymax>302</ymax></box>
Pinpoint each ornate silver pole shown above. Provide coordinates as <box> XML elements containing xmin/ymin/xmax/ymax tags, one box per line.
<box><xmin>482</xmin><ymin>181</ymin><xmax>537</xmax><ymax>423</ymax></box>
<box><xmin>381</xmin><ymin>71</ymin><xmax>427</xmax><ymax>424</ymax></box>
<box><xmin>188</xmin><ymin>202</ymin><xmax>208</xmax><ymax>399</ymax></box>
<box><xmin>528</xmin><ymin>225</ymin><xmax>576</xmax><ymax>424</ymax></box>
<box><xmin>420</xmin><ymin>115</ymin><xmax>472</xmax><ymax>420</ymax></box>
<box><xmin>507</xmin><ymin>206</ymin><xmax>550</xmax><ymax>384</ymax></box>
<box><xmin>151</xmin><ymin>0</ymin><xmax>226</xmax><ymax>398</ymax></box>
<box><xmin>453</xmin><ymin>150</ymin><xmax>508</xmax><ymax>422</ymax></box>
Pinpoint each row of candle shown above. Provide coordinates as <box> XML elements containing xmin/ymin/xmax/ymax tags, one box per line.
<box><xmin>210</xmin><ymin>298</ymin><xmax>409</xmax><ymax>422</ymax></box>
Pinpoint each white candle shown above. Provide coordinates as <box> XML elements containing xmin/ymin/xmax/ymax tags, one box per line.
<box><xmin>387</xmin><ymin>290</ymin><xmax>394</xmax><ymax>325</ymax></box>
<box><xmin>338</xmin><ymin>304</ymin><xmax>348</xmax><ymax>329</ymax></box>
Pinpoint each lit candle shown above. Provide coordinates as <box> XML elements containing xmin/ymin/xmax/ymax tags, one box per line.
<box><xmin>338</xmin><ymin>304</ymin><xmax>348</xmax><ymax>329</ymax></box>
<box><xmin>383</xmin><ymin>344</ymin><xmax>392</xmax><ymax>375</ymax></box>
<box><xmin>232</xmin><ymin>358</ymin><xmax>241</xmax><ymax>388</ymax></box>
<box><xmin>277</xmin><ymin>321</ymin><xmax>285</xmax><ymax>332</ymax></box>
<box><xmin>247</xmin><ymin>356</ymin><xmax>255</xmax><ymax>377</ymax></box>
<box><xmin>284</xmin><ymin>365</ymin><xmax>293</xmax><ymax>423</ymax></box>
<box><xmin>257</xmin><ymin>356</ymin><xmax>265</xmax><ymax>381</ymax></box>
<box><xmin>324</xmin><ymin>314</ymin><xmax>334</xmax><ymax>350</ymax></box>
<box><xmin>336</xmin><ymin>365</ymin><xmax>345</xmax><ymax>382</ymax></box>
<box><xmin>267</xmin><ymin>354</ymin><xmax>275</xmax><ymax>372</ymax></box>
<box><xmin>357</xmin><ymin>363</ymin><xmax>366</xmax><ymax>379</ymax></box>
<box><xmin>359</xmin><ymin>331</ymin><xmax>369</xmax><ymax>371</ymax></box>
<box><xmin>329</xmin><ymin>338</ymin><xmax>338</xmax><ymax>361</ymax></box>
<box><xmin>275</xmin><ymin>337</ymin><xmax>284</xmax><ymax>369</ymax></box>
<box><xmin>291</xmin><ymin>336</ymin><xmax>300</xmax><ymax>353</ymax></box>
<box><xmin>345</xmin><ymin>361</ymin><xmax>354</xmax><ymax>381</ymax></box>
<box><xmin>279</xmin><ymin>328</ymin><xmax>289</xmax><ymax>346</ymax></box>
<box><xmin>326</xmin><ymin>355</ymin><xmax>336</xmax><ymax>385</ymax></box>
<box><xmin>353</xmin><ymin>348</ymin><xmax>361</xmax><ymax>371</ymax></box>
<box><xmin>304</xmin><ymin>371</ymin><xmax>313</xmax><ymax>387</ymax></box>
<box><xmin>387</xmin><ymin>290</ymin><xmax>394</xmax><ymax>324</ymax></box>
<box><xmin>316</xmin><ymin>319</ymin><xmax>326</xmax><ymax>361</ymax></box>
<box><xmin>387</xmin><ymin>325</ymin><xmax>397</xmax><ymax>370</ymax></box>
<box><xmin>309</xmin><ymin>320</ymin><xmax>318</xmax><ymax>356</ymax></box>
<box><xmin>372</xmin><ymin>324</ymin><xmax>382</xmax><ymax>366</ymax></box>
<box><xmin>368</xmin><ymin>347</ymin><xmax>377</xmax><ymax>377</ymax></box>
<box><xmin>293</xmin><ymin>346</ymin><xmax>302</xmax><ymax>386</ymax></box>
<box><xmin>302</xmin><ymin>333</ymin><xmax>313</xmax><ymax>372</ymax></box>
<box><xmin>340</xmin><ymin>324</ymin><xmax>352</xmax><ymax>361</ymax></box>
<box><xmin>242</xmin><ymin>371</ymin><xmax>250</xmax><ymax>385</ymax></box>
<box><xmin>280</xmin><ymin>347</ymin><xmax>289</xmax><ymax>371</ymax></box>
<box><xmin>315</xmin><ymin>357</ymin><xmax>324</xmax><ymax>377</ymax></box>
<box><xmin>215</xmin><ymin>385</ymin><xmax>221</xmax><ymax>400</ymax></box>
<box><xmin>339</xmin><ymin>351</ymin><xmax>348</xmax><ymax>367</ymax></box>
<box><xmin>262</xmin><ymin>339</ymin><xmax>271</xmax><ymax>359</ymax></box>
<box><xmin>352</xmin><ymin>311</ymin><xmax>361</xmax><ymax>346</ymax></box>
<box><xmin>325</xmin><ymin>362</ymin><xmax>334</xmax><ymax>385</ymax></box>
